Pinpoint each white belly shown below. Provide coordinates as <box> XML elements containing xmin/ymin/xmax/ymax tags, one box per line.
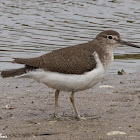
<box><xmin>18</xmin><ymin>52</ymin><xmax>105</xmax><ymax>92</ymax></box>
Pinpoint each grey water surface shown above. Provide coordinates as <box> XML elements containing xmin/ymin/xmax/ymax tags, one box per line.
<box><xmin>0</xmin><ymin>0</ymin><xmax>140</xmax><ymax>74</ymax></box>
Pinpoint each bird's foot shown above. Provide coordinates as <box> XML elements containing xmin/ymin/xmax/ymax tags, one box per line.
<box><xmin>53</xmin><ymin>113</ymin><xmax>62</xmax><ymax>120</ymax></box>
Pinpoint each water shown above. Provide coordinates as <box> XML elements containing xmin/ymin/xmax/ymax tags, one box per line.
<box><xmin>0</xmin><ymin>0</ymin><xmax>140</xmax><ymax>74</ymax></box>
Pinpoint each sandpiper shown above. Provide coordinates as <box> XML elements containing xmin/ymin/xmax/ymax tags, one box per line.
<box><xmin>1</xmin><ymin>30</ymin><xmax>140</xmax><ymax>120</ymax></box>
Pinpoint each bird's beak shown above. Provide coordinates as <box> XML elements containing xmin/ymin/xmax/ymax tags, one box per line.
<box><xmin>119</xmin><ymin>40</ymin><xmax>140</xmax><ymax>48</ymax></box>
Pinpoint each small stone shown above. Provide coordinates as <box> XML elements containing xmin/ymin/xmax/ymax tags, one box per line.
<box><xmin>5</xmin><ymin>105</ymin><xmax>14</xmax><ymax>110</ymax></box>
<box><xmin>48</xmin><ymin>120</ymin><xmax>57</xmax><ymax>125</ymax></box>
<box><xmin>118</xmin><ymin>69</ymin><xmax>127</xmax><ymax>75</ymax></box>
<box><xmin>99</xmin><ymin>85</ymin><xmax>114</xmax><ymax>88</ymax></box>
<box><xmin>107</xmin><ymin>131</ymin><xmax>126</xmax><ymax>136</ymax></box>
<box><xmin>0</xmin><ymin>133</ymin><xmax>7</xmax><ymax>138</ymax></box>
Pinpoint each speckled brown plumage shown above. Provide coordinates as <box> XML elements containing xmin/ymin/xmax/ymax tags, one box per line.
<box><xmin>13</xmin><ymin>43</ymin><xmax>98</xmax><ymax>75</ymax></box>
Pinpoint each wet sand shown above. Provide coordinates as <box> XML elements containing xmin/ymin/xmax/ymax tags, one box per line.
<box><xmin>0</xmin><ymin>71</ymin><xmax>140</xmax><ymax>140</ymax></box>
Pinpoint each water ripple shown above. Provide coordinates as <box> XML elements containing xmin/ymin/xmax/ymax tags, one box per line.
<box><xmin>0</xmin><ymin>0</ymin><xmax>140</xmax><ymax>72</ymax></box>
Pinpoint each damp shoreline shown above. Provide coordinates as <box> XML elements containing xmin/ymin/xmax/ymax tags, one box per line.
<box><xmin>0</xmin><ymin>70</ymin><xmax>140</xmax><ymax>139</ymax></box>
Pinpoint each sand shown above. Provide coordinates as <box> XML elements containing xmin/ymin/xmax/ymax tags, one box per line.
<box><xmin>0</xmin><ymin>71</ymin><xmax>140</xmax><ymax>140</ymax></box>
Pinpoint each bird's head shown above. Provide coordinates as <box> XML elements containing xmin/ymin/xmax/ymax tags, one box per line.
<box><xmin>95</xmin><ymin>30</ymin><xmax>140</xmax><ymax>49</ymax></box>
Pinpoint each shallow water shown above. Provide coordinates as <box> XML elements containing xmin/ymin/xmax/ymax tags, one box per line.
<box><xmin>0</xmin><ymin>0</ymin><xmax>140</xmax><ymax>74</ymax></box>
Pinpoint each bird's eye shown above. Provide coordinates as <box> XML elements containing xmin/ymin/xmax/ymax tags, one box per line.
<box><xmin>107</xmin><ymin>36</ymin><xmax>113</xmax><ymax>40</ymax></box>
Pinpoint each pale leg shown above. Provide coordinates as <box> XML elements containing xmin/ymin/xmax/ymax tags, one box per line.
<box><xmin>70</xmin><ymin>91</ymin><xmax>83</xmax><ymax>120</ymax></box>
<box><xmin>54</xmin><ymin>90</ymin><xmax>60</xmax><ymax>118</ymax></box>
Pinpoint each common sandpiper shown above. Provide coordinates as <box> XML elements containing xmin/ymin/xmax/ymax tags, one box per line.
<box><xmin>1</xmin><ymin>30</ymin><xmax>140</xmax><ymax>120</ymax></box>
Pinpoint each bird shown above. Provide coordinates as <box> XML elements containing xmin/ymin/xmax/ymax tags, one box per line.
<box><xmin>1</xmin><ymin>30</ymin><xmax>140</xmax><ymax>120</ymax></box>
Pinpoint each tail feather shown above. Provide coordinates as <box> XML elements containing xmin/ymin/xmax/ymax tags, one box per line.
<box><xmin>1</xmin><ymin>66</ymin><xmax>37</xmax><ymax>78</ymax></box>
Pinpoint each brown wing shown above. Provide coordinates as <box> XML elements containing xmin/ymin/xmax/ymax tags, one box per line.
<box><xmin>13</xmin><ymin>46</ymin><xmax>97</xmax><ymax>74</ymax></box>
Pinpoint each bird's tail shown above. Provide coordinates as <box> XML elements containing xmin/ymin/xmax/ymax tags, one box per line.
<box><xmin>1</xmin><ymin>66</ymin><xmax>36</xmax><ymax>78</ymax></box>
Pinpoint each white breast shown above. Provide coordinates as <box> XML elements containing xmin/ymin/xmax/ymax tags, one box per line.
<box><xmin>18</xmin><ymin>52</ymin><xmax>105</xmax><ymax>92</ymax></box>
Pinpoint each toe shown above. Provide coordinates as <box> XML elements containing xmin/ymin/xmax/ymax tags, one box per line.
<box><xmin>77</xmin><ymin>116</ymin><xmax>87</xmax><ymax>121</ymax></box>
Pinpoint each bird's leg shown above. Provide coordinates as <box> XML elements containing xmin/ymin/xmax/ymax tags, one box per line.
<box><xmin>70</xmin><ymin>91</ymin><xmax>85</xmax><ymax>120</ymax></box>
<box><xmin>54</xmin><ymin>90</ymin><xmax>60</xmax><ymax>119</ymax></box>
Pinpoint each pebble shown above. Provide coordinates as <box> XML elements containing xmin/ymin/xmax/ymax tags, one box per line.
<box><xmin>0</xmin><ymin>133</ymin><xmax>7</xmax><ymax>138</ymax></box>
<box><xmin>107</xmin><ymin>131</ymin><xmax>126</xmax><ymax>136</ymax></box>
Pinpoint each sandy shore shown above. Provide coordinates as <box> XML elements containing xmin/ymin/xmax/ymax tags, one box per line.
<box><xmin>0</xmin><ymin>71</ymin><xmax>140</xmax><ymax>140</ymax></box>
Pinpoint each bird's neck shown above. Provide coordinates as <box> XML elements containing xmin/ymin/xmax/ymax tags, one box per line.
<box><xmin>87</xmin><ymin>40</ymin><xmax>115</xmax><ymax>72</ymax></box>
<box><xmin>100</xmin><ymin>47</ymin><xmax>114</xmax><ymax>72</ymax></box>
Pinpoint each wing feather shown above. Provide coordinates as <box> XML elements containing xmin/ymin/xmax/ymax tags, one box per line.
<box><xmin>13</xmin><ymin>46</ymin><xmax>97</xmax><ymax>74</ymax></box>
